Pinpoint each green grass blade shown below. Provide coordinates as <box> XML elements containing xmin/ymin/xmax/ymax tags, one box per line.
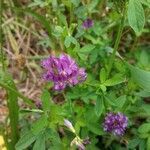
<box><xmin>1</xmin><ymin>73</ymin><xmax>19</xmax><ymax>149</ymax></box>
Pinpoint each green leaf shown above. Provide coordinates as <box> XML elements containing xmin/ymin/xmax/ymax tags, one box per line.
<box><xmin>147</xmin><ymin>137</ymin><xmax>150</xmax><ymax>150</ymax></box>
<box><xmin>52</xmin><ymin>26</ymin><xmax>63</xmax><ymax>37</ymax></box>
<box><xmin>104</xmin><ymin>74</ymin><xmax>126</xmax><ymax>86</ymax></box>
<box><xmin>115</xmin><ymin>95</ymin><xmax>126</xmax><ymax>108</ymax></box>
<box><xmin>75</xmin><ymin>119</ymin><xmax>86</xmax><ymax>134</ymax></box>
<box><xmin>136</xmin><ymin>90</ymin><xmax>150</xmax><ymax>97</ymax></box>
<box><xmin>79</xmin><ymin>44</ymin><xmax>95</xmax><ymax>54</ymax></box>
<box><xmin>100</xmin><ymin>68</ymin><xmax>107</xmax><ymax>83</ymax></box>
<box><xmin>128</xmin><ymin>138</ymin><xmax>141</xmax><ymax>149</ymax></box>
<box><xmin>87</xmin><ymin>123</ymin><xmax>104</xmax><ymax>135</ymax></box>
<box><xmin>71</xmin><ymin>0</ymin><xmax>80</xmax><ymax>7</ymax></box>
<box><xmin>32</xmin><ymin>115</ymin><xmax>48</xmax><ymax>135</ymax></box>
<box><xmin>84</xmin><ymin>106</ymin><xmax>99</xmax><ymax>123</ymax></box>
<box><xmin>139</xmin><ymin>0</ymin><xmax>150</xmax><ymax>7</ymax></box>
<box><xmin>87</xmin><ymin>0</ymin><xmax>99</xmax><ymax>11</ymax></box>
<box><xmin>128</xmin><ymin>0</ymin><xmax>145</xmax><ymax>35</ymax></box>
<box><xmin>100</xmin><ymin>84</ymin><xmax>107</xmax><ymax>92</ymax></box>
<box><xmin>74</xmin><ymin>6</ymin><xmax>87</xmax><ymax>19</ymax></box>
<box><xmin>64</xmin><ymin>36</ymin><xmax>77</xmax><ymax>48</ymax></box>
<box><xmin>41</xmin><ymin>89</ymin><xmax>51</xmax><ymax>112</ymax></box>
<box><xmin>95</xmin><ymin>95</ymin><xmax>104</xmax><ymax>117</ymax></box>
<box><xmin>45</xmin><ymin>129</ymin><xmax>63</xmax><ymax>149</ymax></box>
<box><xmin>58</xmin><ymin>13</ymin><xmax>68</xmax><ymax>26</ymax></box>
<box><xmin>142</xmin><ymin>104</ymin><xmax>150</xmax><ymax>115</ymax></box>
<box><xmin>61</xmin><ymin>0</ymin><xmax>71</xmax><ymax>7</ymax></box>
<box><xmin>140</xmin><ymin>50</ymin><xmax>149</xmax><ymax>66</ymax></box>
<box><xmin>128</xmin><ymin>64</ymin><xmax>150</xmax><ymax>92</ymax></box>
<box><xmin>78</xmin><ymin>44</ymin><xmax>96</xmax><ymax>60</ymax></box>
<box><xmin>104</xmin><ymin>96</ymin><xmax>116</xmax><ymax>106</ymax></box>
<box><xmin>138</xmin><ymin>123</ymin><xmax>150</xmax><ymax>133</ymax></box>
<box><xmin>139</xmin><ymin>133</ymin><xmax>150</xmax><ymax>139</ymax></box>
<box><xmin>139</xmin><ymin>140</ymin><xmax>146</xmax><ymax>150</ymax></box>
<box><xmin>33</xmin><ymin>133</ymin><xmax>45</xmax><ymax>150</ymax></box>
<box><xmin>77</xmin><ymin>53</ymin><xmax>87</xmax><ymax>60</ymax></box>
<box><xmin>64</xmin><ymin>36</ymin><xmax>71</xmax><ymax>48</ymax></box>
<box><xmin>0</xmin><ymin>72</ymin><xmax>19</xmax><ymax>147</ymax></box>
<box><xmin>15</xmin><ymin>131</ymin><xmax>36</xmax><ymax>150</ymax></box>
<box><xmin>49</xmin><ymin>105</ymin><xmax>64</xmax><ymax>127</ymax></box>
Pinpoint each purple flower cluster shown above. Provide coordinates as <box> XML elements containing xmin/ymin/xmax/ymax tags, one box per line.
<box><xmin>103</xmin><ymin>112</ymin><xmax>128</xmax><ymax>136</ymax></box>
<box><xmin>82</xmin><ymin>18</ymin><xmax>94</xmax><ymax>29</ymax></box>
<box><xmin>41</xmin><ymin>54</ymin><xmax>87</xmax><ymax>91</ymax></box>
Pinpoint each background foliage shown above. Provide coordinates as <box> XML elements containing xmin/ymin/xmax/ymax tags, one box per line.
<box><xmin>0</xmin><ymin>0</ymin><xmax>150</xmax><ymax>149</ymax></box>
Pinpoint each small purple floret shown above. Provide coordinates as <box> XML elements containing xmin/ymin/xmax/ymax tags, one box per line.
<box><xmin>41</xmin><ymin>54</ymin><xmax>87</xmax><ymax>91</ymax></box>
<box><xmin>103</xmin><ymin>112</ymin><xmax>128</xmax><ymax>136</ymax></box>
<box><xmin>82</xmin><ymin>18</ymin><xmax>94</xmax><ymax>29</ymax></box>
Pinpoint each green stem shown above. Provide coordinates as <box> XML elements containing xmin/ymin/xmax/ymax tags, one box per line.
<box><xmin>0</xmin><ymin>1</ymin><xmax>10</xmax><ymax>147</ymax></box>
<box><xmin>0</xmin><ymin>82</ymin><xmax>35</xmax><ymax>107</ymax></box>
<box><xmin>107</xmin><ymin>6</ymin><xmax>126</xmax><ymax>78</ymax></box>
<box><xmin>63</xmin><ymin>92</ymin><xmax>73</xmax><ymax>116</ymax></box>
<box><xmin>0</xmin><ymin>0</ymin><xmax>5</xmax><ymax>72</ymax></box>
<box><xmin>85</xmin><ymin>82</ymin><xmax>97</xmax><ymax>87</ymax></box>
<box><xmin>27</xmin><ymin>55</ymin><xmax>48</xmax><ymax>60</ymax></box>
<box><xmin>68</xmin><ymin>97</ymin><xmax>73</xmax><ymax>115</ymax></box>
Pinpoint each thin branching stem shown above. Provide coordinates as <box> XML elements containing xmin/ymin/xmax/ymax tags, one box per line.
<box><xmin>107</xmin><ymin>5</ymin><xmax>126</xmax><ymax>78</ymax></box>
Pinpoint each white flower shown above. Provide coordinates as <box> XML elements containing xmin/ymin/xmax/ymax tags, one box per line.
<box><xmin>64</xmin><ymin>119</ymin><xmax>75</xmax><ymax>133</ymax></box>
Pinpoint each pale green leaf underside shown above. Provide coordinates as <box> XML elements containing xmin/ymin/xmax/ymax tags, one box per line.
<box><xmin>128</xmin><ymin>0</ymin><xmax>145</xmax><ymax>35</ymax></box>
<box><xmin>128</xmin><ymin>64</ymin><xmax>150</xmax><ymax>92</ymax></box>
